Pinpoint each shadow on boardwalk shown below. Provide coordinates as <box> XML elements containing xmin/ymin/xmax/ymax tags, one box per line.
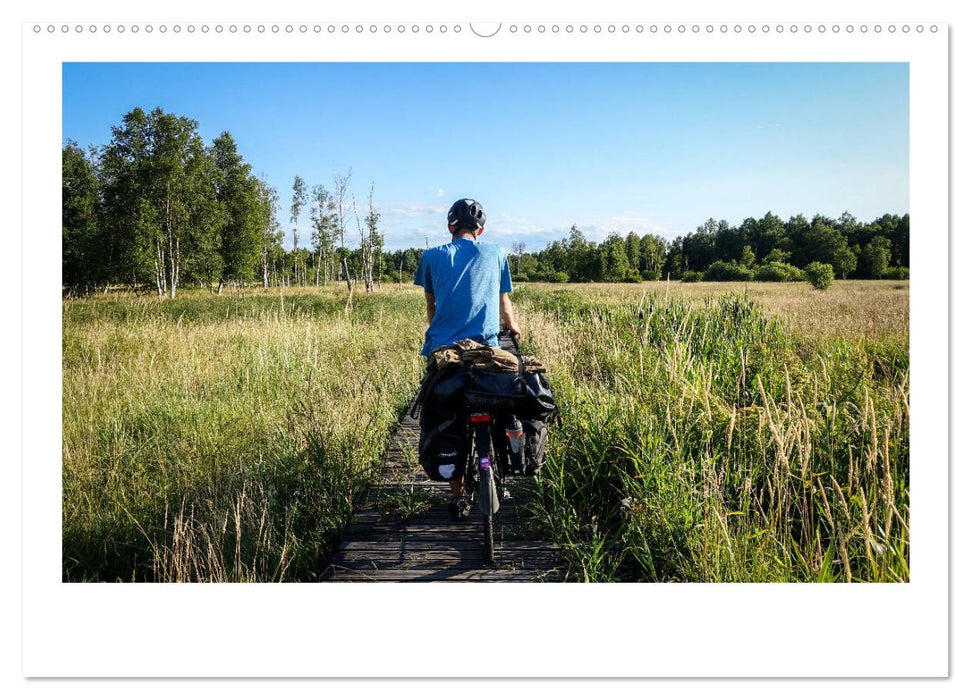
<box><xmin>321</xmin><ymin>401</ymin><xmax>564</xmax><ymax>582</ymax></box>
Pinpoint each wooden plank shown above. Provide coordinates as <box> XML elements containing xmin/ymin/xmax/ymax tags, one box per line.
<box><xmin>331</xmin><ymin>549</ymin><xmax>561</xmax><ymax>566</ymax></box>
<box><xmin>339</xmin><ymin>540</ymin><xmax>556</xmax><ymax>552</ymax></box>
<box><xmin>342</xmin><ymin>531</ymin><xmax>532</xmax><ymax>544</ymax></box>
<box><xmin>324</xmin><ymin>396</ymin><xmax>564</xmax><ymax>583</ymax></box>
<box><xmin>322</xmin><ymin>567</ymin><xmax>561</xmax><ymax>582</ymax></box>
<box><xmin>344</xmin><ymin>518</ymin><xmax>523</xmax><ymax>534</ymax></box>
<box><xmin>329</xmin><ymin>557</ymin><xmax>563</xmax><ymax>573</ymax></box>
<box><xmin>350</xmin><ymin>506</ymin><xmax>523</xmax><ymax>523</ymax></box>
<box><xmin>330</xmin><ymin>544</ymin><xmax>562</xmax><ymax>569</ymax></box>
<box><xmin>325</xmin><ymin>560</ymin><xmax>563</xmax><ymax>580</ymax></box>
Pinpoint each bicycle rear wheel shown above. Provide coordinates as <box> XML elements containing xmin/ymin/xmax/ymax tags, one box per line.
<box><xmin>472</xmin><ymin>419</ymin><xmax>498</xmax><ymax>566</ymax></box>
<box><xmin>482</xmin><ymin>507</ymin><xmax>494</xmax><ymax>564</ymax></box>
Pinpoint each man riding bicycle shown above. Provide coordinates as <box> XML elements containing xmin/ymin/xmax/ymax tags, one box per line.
<box><xmin>414</xmin><ymin>198</ymin><xmax>521</xmax><ymax>520</ymax></box>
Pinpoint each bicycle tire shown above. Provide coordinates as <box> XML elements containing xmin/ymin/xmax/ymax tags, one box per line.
<box><xmin>482</xmin><ymin>509</ymin><xmax>494</xmax><ymax>564</ymax></box>
<box><xmin>471</xmin><ymin>420</ymin><xmax>498</xmax><ymax>566</ymax></box>
<box><xmin>476</xmin><ymin>444</ymin><xmax>496</xmax><ymax>565</ymax></box>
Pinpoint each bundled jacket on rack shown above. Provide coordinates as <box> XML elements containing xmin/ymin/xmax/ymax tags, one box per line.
<box><xmin>412</xmin><ymin>338</ymin><xmax>557</xmax><ymax>422</ymax></box>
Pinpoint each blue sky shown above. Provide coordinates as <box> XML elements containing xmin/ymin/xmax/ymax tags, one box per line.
<box><xmin>63</xmin><ymin>62</ymin><xmax>908</xmax><ymax>252</ymax></box>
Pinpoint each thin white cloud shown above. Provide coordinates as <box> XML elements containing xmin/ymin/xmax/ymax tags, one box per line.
<box><xmin>484</xmin><ymin>212</ymin><xmax>674</xmax><ymax>244</ymax></box>
<box><xmin>367</xmin><ymin>202</ymin><xmax>680</xmax><ymax>253</ymax></box>
<box><xmin>383</xmin><ymin>201</ymin><xmax>449</xmax><ymax>218</ymax></box>
<box><xmin>435</xmin><ymin>188</ymin><xmax>445</xmax><ymax>197</ymax></box>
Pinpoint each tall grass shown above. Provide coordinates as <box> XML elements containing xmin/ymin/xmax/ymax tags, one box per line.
<box><xmin>515</xmin><ymin>286</ymin><xmax>909</xmax><ymax>582</ymax></box>
<box><xmin>64</xmin><ymin>281</ymin><xmax>909</xmax><ymax>583</ymax></box>
<box><xmin>62</xmin><ymin>287</ymin><xmax>425</xmax><ymax>581</ymax></box>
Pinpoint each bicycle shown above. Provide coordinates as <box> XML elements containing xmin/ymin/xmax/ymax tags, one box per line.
<box><xmin>459</xmin><ymin>330</ymin><xmax>524</xmax><ymax>566</ymax></box>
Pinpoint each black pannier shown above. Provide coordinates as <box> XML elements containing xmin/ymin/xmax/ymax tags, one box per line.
<box><xmin>522</xmin><ymin>418</ymin><xmax>548</xmax><ymax>474</ymax></box>
<box><xmin>417</xmin><ymin>396</ymin><xmax>469</xmax><ymax>482</ymax></box>
<box><xmin>429</xmin><ymin>365</ymin><xmax>557</xmax><ymax>422</ymax></box>
<box><xmin>415</xmin><ymin>334</ymin><xmax>559</xmax><ymax>481</ymax></box>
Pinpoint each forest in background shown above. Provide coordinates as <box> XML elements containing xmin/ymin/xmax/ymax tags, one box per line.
<box><xmin>63</xmin><ymin>107</ymin><xmax>910</xmax><ymax>296</ymax></box>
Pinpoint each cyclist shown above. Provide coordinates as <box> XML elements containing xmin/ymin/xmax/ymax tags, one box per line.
<box><xmin>414</xmin><ymin>198</ymin><xmax>521</xmax><ymax>519</ymax></box>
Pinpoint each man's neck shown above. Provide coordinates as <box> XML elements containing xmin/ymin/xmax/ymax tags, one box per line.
<box><xmin>452</xmin><ymin>232</ymin><xmax>477</xmax><ymax>242</ymax></box>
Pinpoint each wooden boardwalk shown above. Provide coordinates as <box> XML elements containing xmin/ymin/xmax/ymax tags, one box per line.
<box><xmin>322</xmin><ymin>402</ymin><xmax>564</xmax><ymax>582</ymax></box>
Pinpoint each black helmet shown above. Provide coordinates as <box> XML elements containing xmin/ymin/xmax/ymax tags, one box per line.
<box><xmin>447</xmin><ymin>198</ymin><xmax>486</xmax><ymax>232</ymax></box>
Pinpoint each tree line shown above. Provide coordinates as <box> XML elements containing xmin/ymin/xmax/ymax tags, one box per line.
<box><xmin>64</xmin><ymin>108</ymin><xmax>909</xmax><ymax>296</ymax></box>
<box><xmin>508</xmin><ymin>211</ymin><xmax>909</xmax><ymax>284</ymax></box>
<box><xmin>62</xmin><ymin>107</ymin><xmax>390</xmax><ymax>297</ymax></box>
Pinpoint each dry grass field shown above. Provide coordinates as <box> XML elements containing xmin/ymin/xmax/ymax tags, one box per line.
<box><xmin>523</xmin><ymin>280</ymin><xmax>909</xmax><ymax>341</ymax></box>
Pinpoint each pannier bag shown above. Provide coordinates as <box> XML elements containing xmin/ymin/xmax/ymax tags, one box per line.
<box><xmin>522</xmin><ymin>418</ymin><xmax>548</xmax><ymax>474</ymax></box>
<box><xmin>418</xmin><ymin>397</ymin><xmax>469</xmax><ymax>482</ymax></box>
<box><xmin>414</xmin><ymin>337</ymin><xmax>559</xmax><ymax>481</ymax></box>
<box><xmin>413</xmin><ymin>338</ymin><xmax>559</xmax><ymax>422</ymax></box>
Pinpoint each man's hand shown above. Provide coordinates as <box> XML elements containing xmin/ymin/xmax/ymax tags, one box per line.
<box><xmin>503</xmin><ymin>318</ymin><xmax>523</xmax><ymax>338</ymax></box>
<box><xmin>499</xmin><ymin>292</ymin><xmax>521</xmax><ymax>338</ymax></box>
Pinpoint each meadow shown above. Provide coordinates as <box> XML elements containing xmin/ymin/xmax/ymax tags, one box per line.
<box><xmin>62</xmin><ymin>280</ymin><xmax>909</xmax><ymax>582</ymax></box>
<box><xmin>62</xmin><ymin>288</ymin><xmax>427</xmax><ymax>581</ymax></box>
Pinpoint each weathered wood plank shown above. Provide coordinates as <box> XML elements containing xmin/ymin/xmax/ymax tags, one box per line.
<box><xmin>331</xmin><ymin>555</ymin><xmax>559</xmax><ymax>567</ymax></box>
<box><xmin>339</xmin><ymin>540</ymin><xmax>556</xmax><ymax>552</ymax></box>
<box><xmin>325</xmin><ymin>397</ymin><xmax>564</xmax><ymax>582</ymax></box>
<box><xmin>330</xmin><ymin>550</ymin><xmax>561</xmax><ymax>568</ymax></box>
<box><xmin>322</xmin><ymin>567</ymin><xmax>560</xmax><ymax>582</ymax></box>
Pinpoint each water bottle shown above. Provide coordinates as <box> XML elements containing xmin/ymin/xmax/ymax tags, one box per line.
<box><xmin>505</xmin><ymin>417</ymin><xmax>525</xmax><ymax>474</ymax></box>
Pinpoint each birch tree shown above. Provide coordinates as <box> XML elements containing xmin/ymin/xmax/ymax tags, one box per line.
<box><xmin>98</xmin><ymin>107</ymin><xmax>219</xmax><ymax>299</ymax></box>
<box><xmin>290</xmin><ymin>175</ymin><xmax>308</xmax><ymax>286</ymax></box>
<box><xmin>364</xmin><ymin>183</ymin><xmax>382</xmax><ymax>293</ymax></box>
<box><xmin>310</xmin><ymin>184</ymin><xmax>337</xmax><ymax>285</ymax></box>
<box><xmin>333</xmin><ymin>169</ymin><xmax>352</xmax><ymax>291</ymax></box>
<box><xmin>255</xmin><ymin>179</ymin><xmax>281</xmax><ymax>287</ymax></box>
<box><xmin>512</xmin><ymin>242</ymin><xmax>526</xmax><ymax>275</ymax></box>
<box><xmin>97</xmin><ymin>107</ymin><xmax>155</xmax><ymax>291</ymax></box>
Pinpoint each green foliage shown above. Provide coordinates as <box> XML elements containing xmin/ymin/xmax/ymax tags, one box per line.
<box><xmin>624</xmin><ymin>231</ymin><xmax>641</xmax><ymax>272</ymax></box>
<box><xmin>803</xmin><ymin>218</ymin><xmax>847</xmax><ymax>267</ymax></box>
<box><xmin>598</xmin><ymin>233</ymin><xmax>635</xmax><ymax>282</ymax></box>
<box><xmin>95</xmin><ymin>107</ymin><xmax>224</xmax><ymax>296</ymax></box>
<box><xmin>62</xmin><ymin>142</ymin><xmax>101</xmax><ymax>291</ymax></box>
<box><xmin>640</xmin><ymin>233</ymin><xmax>667</xmax><ymax>279</ymax></box>
<box><xmin>739</xmin><ymin>245</ymin><xmax>756</xmax><ymax>269</ymax></box>
<box><xmin>703</xmin><ymin>260</ymin><xmax>754</xmax><ymax>282</ymax></box>
<box><xmin>212</xmin><ymin>132</ymin><xmax>264</xmax><ymax>285</ymax></box>
<box><xmin>517</xmin><ymin>288</ymin><xmax>909</xmax><ymax>582</ymax></box>
<box><xmin>308</xmin><ymin>184</ymin><xmax>338</xmax><ymax>283</ymax></box>
<box><xmin>763</xmin><ymin>247</ymin><xmax>791</xmax><ymax>264</ymax></box>
<box><xmin>62</xmin><ymin>288</ymin><xmax>426</xmax><ymax>581</ymax></box>
<box><xmin>377</xmin><ymin>486</ymin><xmax>440</xmax><ymax>521</ymax></box>
<box><xmin>884</xmin><ymin>266</ymin><xmax>910</xmax><ymax>280</ymax></box>
<box><xmin>805</xmin><ymin>261</ymin><xmax>835</xmax><ymax>290</ymax></box>
<box><xmin>680</xmin><ymin>270</ymin><xmax>703</xmax><ymax>283</ymax></box>
<box><xmin>64</xmin><ymin>107</ymin><xmax>909</xmax><ymax>294</ymax></box>
<box><xmin>753</xmin><ymin>261</ymin><xmax>804</xmax><ymax>282</ymax></box>
<box><xmin>833</xmin><ymin>244</ymin><xmax>858</xmax><ymax>279</ymax></box>
<box><xmin>862</xmin><ymin>235</ymin><xmax>892</xmax><ymax>279</ymax></box>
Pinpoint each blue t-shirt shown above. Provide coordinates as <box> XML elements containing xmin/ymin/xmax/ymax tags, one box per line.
<box><xmin>414</xmin><ymin>238</ymin><xmax>514</xmax><ymax>356</ymax></box>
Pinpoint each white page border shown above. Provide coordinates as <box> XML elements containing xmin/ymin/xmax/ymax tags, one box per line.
<box><xmin>22</xmin><ymin>19</ymin><xmax>948</xmax><ymax>679</ymax></box>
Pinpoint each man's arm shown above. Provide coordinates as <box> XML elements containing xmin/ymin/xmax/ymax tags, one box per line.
<box><xmin>499</xmin><ymin>292</ymin><xmax>521</xmax><ymax>337</ymax></box>
<box><xmin>425</xmin><ymin>292</ymin><xmax>436</xmax><ymax>324</ymax></box>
